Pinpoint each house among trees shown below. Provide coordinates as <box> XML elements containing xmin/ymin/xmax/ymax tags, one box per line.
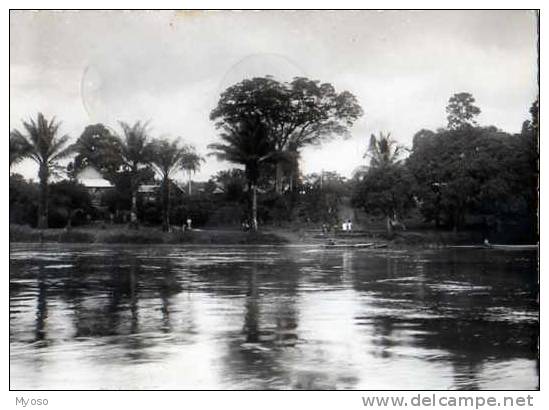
<box><xmin>75</xmin><ymin>165</ymin><xmax>114</xmax><ymax>207</ymax></box>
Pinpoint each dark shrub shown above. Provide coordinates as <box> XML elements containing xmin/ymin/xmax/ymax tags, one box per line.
<box><xmin>9</xmin><ymin>174</ymin><xmax>39</xmax><ymax>227</ymax></box>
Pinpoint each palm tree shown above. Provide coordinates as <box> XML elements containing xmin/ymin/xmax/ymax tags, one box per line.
<box><xmin>149</xmin><ymin>138</ymin><xmax>203</xmax><ymax>231</ymax></box>
<box><xmin>10</xmin><ymin>113</ymin><xmax>74</xmax><ymax>228</ymax></box>
<box><xmin>365</xmin><ymin>132</ymin><xmax>404</xmax><ymax>168</ymax></box>
<box><xmin>116</xmin><ymin>121</ymin><xmax>153</xmax><ymax>227</ymax></box>
<box><xmin>364</xmin><ymin>131</ymin><xmax>407</xmax><ymax>235</ymax></box>
<box><xmin>208</xmin><ymin>118</ymin><xmax>273</xmax><ymax>231</ymax></box>
<box><xmin>10</xmin><ymin>133</ymin><xmax>31</xmax><ymax>168</ymax></box>
<box><xmin>181</xmin><ymin>148</ymin><xmax>203</xmax><ymax>197</ymax></box>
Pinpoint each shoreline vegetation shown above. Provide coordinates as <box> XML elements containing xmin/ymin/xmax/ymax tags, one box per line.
<box><xmin>9</xmin><ymin>223</ymin><xmax>514</xmax><ymax>248</ymax></box>
<box><xmin>10</xmin><ymin>84</ymin><xmax>538</xmax><ymax>246</ymax></box>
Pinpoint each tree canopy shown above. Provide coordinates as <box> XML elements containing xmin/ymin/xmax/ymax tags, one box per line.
<box><xmin>211</xmin><ymin>76</ymin><xmax>363</xmax><ymax>193</ymax></box>
<box><xmin>407</xmin><ymin>126</ymin><xmax>533</xmax><ymax>231</ymax></box>
<box><xmin>446</xmin><ymin>92</ymin><xmax>481</xmax><ymax>130</ymax></box>
<box><xmin>211</xmin><ymin>77</ymin><xmax>363</xmax><ymax>152</ymax></box>
<box><xmin>69</xmin><ymin>123</ymin><xmax>122</xmax><ymax>180</ymax></box>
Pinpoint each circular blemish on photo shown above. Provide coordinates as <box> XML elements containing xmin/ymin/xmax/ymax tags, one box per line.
<box><xmin>218</xmin><ymin>53</ymin><xmax>306</xmax><ymax>93</ymax></box>
<box><xmin>80</xmin><ymin>59</ymin><xmax>129</xmax><ymax>128</ymax></box>
<box><xmin>80</xmin><ymin>64</ymin><xmax>105</xmax><ymax>122</ymax></box>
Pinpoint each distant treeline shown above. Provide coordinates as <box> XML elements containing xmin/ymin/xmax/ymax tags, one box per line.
<box><xmin>352</xmin><ymin>94</ymin><xmax>538</xmax><ymax>241</ymax></box>
<box><xmin>10</xmin><ymin>76</ymin><xmax>538</xmax><ymax>241</ymax></box>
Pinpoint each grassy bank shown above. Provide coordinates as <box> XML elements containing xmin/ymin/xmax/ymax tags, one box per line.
<box><xmin>9</xmin><ymin>224</ymin><xmax>288</xmax><ymax>245</ymax></box>
<box><xmin>10</xmin><ymin>223</ymin><xmax>523</xmax><ymax>247</ymax></box>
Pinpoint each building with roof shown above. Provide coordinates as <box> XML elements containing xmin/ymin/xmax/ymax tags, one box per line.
<box><xmin>75</xmin><ymin>166</ymin><xmax>114</xmax><ymax>207</ymax></box>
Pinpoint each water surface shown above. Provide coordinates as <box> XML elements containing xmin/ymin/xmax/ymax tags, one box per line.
<box><xmin>10</xmin><ymin>243</ymin><xmax>539</xmax><ymax>390</ymax></box>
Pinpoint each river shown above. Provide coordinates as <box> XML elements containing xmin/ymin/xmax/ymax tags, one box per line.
<box><xmin>9</xmin><ymin>243</ymin><xmax>539</xmax><ymax>390</ymax></box>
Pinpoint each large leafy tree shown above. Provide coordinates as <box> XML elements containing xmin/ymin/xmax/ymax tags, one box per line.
<box><xmin>10</xmin><ymin>113</ymin><xmax>75</xmax><ymax>228</ymax></box>
<box><xmin>209</xmin><ymin>118</ymin><xmax>273</xmax><ymax>231</ymax></box>
<box><xmin>210</xmin><ymin>76</ymin><xmax>363</xmax><ymax>193</ymax></box>
<box><xmin>446</xmin><ymin>92</ymin><xmax>481</xmax><ymax>130</ymax></box>
<box><xmin>149</xmin><ymin>138</ymin><xmax>203</xmax><ymax>231</ymax></box>
<box><xmin>68</xmin><ymin>124</ymin><xmax>123</xmax><ymax>180</ymax></box>
<box><xmin>517</xmin><ymin>98</ymin><xmax>539</xmax><ymax>239</ymax></box>
<box><xmin>407</xmin><ymin>126</ymin><xmax>532</xmax><ymax>232</ymax></box>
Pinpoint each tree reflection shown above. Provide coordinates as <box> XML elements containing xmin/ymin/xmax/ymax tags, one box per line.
<box><xmin>218</xmin><ymin>254</ymin><xmax>301</xmax><ymax>389</ymax></box>
<box><xmin>15</xmin><ymin>247</ymin><xmax>187</xmax><ymax>364</ymax></box>
<box><xmin>10</xmin><ymin>245</ymin><xmax>538</xmax><ymax>389</ymax></box>
<box><xmin>34</xmin><ymin>261</ymin><xmax>48</xmax><ymax>343</ymax></box>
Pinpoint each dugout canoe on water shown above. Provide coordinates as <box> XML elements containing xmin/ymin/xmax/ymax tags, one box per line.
<box><xmin>323</xmin><ymin>242</ymin><xmax>388</xmax><ymax>249</ymax></box>
<box><xmin>448</xmin><ymin>244</ymin><xmax>538</xmax><ymax>251</ymax></box>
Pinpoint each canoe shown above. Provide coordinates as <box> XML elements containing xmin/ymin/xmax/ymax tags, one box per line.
<box><xmin>491</xmin><ymin>244</ymin><xmax>538</xmax><ymax>251</ymax></box>
<box><xmin>448</xmin><ymin>244</ymin><xmax>538</xmax><ymax>251</ymax></box>
<box><xmin>324</xmin><ymin>243</ymin><xmax>375</xmax><ymax>249</ymax></box>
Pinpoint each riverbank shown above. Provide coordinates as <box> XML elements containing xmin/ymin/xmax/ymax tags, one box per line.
<box><xmin>9</xmin><ymin>224</ymin><xmax>289</xmax><ymax>245</ymax></box>
<box><xmin>10</xmin><ymin>223</ymin><xmax>510</xmax><ymax>248</ymax></box>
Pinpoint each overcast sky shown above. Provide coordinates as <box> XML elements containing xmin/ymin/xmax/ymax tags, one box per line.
<box><xmin>10</xmin><ymin>10</ymin><xmax>539</xmax><ymax>182</ymax></box>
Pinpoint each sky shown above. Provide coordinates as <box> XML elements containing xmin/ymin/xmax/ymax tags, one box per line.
<box><xmin>10</xmin><ymin>10</ymin><xmax>539</xmax><ymax>182</ymax></box>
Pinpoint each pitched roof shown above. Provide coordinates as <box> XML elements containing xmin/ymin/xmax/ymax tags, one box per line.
<box><xmin>79</xmin><ymin>178</ymin><xmax>114</xmax><ymax>188</ymax></box>
<box><xmin>76</xmin><ymin>166</ymin><xmax>113</xmax><ymax>188</ymax></box>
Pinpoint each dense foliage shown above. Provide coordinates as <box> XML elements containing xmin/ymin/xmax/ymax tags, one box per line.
<box><xmin>351</xmin><ymin>95</ymin><xmax>538</xmax><ymax>240</ymax></box>
<box><xmin>210</xmin><ymin>76</ymin><xmax>363</xmax><ymax>193</ymax></box>
<box><xmin>10</xmin><ymin>90</ymin><xmax>538</xmax><ymax>242</ymax></box>
<box><xmin>10</xmin><ymin>175</ymin><xmax>93</xmax><ymax>228</ymax></box>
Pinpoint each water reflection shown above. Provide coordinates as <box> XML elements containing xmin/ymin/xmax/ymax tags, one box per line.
<box><xmin>9</xmin><ymin>244</ymin><xmax>538</xmax><ymax>390</ymax></box>
<box><xmin>35</xmin><ymin>262</ymin><xmax>48</xmax><ymax>344</ymax></box>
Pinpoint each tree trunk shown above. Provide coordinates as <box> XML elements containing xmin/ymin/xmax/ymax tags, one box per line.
<box><xmin>37</xmin><ymin>164</ymin><xmax>49</xmax><ymax>229</ymax></box>
<box><xmin>251</xmin><ymin>184</ymin><xmax>258</xmax><ymax>231</ymax></box>
<box><xmin>162</xmin><ymin>178</ymin><xmax>170</xmax><ymax>232</ymax></box>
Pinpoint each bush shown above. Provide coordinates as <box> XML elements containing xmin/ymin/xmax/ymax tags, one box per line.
<box><xmin>173</xmin><ymin>195</ymin><xmax>218</xmax><ymax>227</ymax></box>
<box><xmin>48</xmin><ymin>180</ymin><xmax>94</xmax><ymax>228</ymax></box>
<box><xmin>9</xmin><ymin>174</ymin><xmax>39</xmax><ymax>227</ymax></box>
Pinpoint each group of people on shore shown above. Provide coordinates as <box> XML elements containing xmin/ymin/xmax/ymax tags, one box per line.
<box><xmin>321</xmin><ymin>218</ymin><xmax>354</xmax><ymax>234</ymax></box>
<box><xmin>341</xmin><ymin>219</ymin><xmax>353</xmax><ymax>232</ymax></box>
